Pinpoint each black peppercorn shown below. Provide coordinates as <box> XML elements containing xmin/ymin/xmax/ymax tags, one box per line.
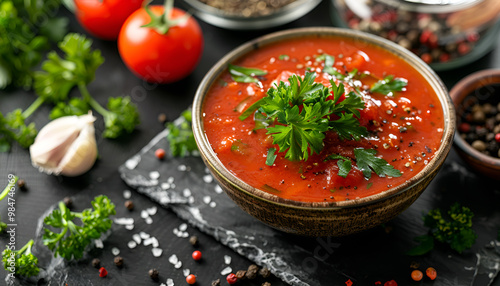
<box><xmin>91</xmin><ymin>258</ymin><xmax>101</xmax><ymax>268</ymax></box>
<box><xmin>246</xmin><ymin>264</ymin><xmax>258</xmax><ymax>279</ymax></box>
<box><xmin>149</xmin><ymin>268</ymin><xmax>159</xmax><ymax>281</ymax></box>
<box><xmin>124</xmin><ymin>200</ymin><xmax>134</xmax><ymax>211</ymax></box>
<box><xmin>17</xmin><ymin>179</ymin><xmax>26</xmax><ymax>190</ymax></box>
<box><xmin>259</xmin><ymin>267</ymin><xmax>271</xmax><ymax>278</ymax></box>
<box><xmin>158</xmin><ymin>113</ymin><xmax>167</xmax><ymax>124</ymax></box>
<box><xmin>189</xmin><ymin>235</ymin><xmax>199</xmax><ymax>247</ymax></box>
<box><xmin>211</xmin><ymin>278</ymin><xmax>221</xmax><ymax>286</ymax></box>
<box><xmin>63</xmin><ymin>197</ymin><xmax>73</xmax><ymax>209</ymax></box>
<box><xmin>114</xmin><ymin>256</ymin><xmax>124</xmax><ymax>267</ymax></box>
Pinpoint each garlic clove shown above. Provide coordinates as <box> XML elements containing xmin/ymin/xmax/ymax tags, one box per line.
<box><xmin>30</xmin><ymin>113</ymin><xmax>98</xmax><ymax>176</ymax></box>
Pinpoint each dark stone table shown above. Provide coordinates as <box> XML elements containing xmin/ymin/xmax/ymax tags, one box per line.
<box><xmin>1</xmin><ymin>0</ymin><xmax>500</xmax><ymax>285</ymax></box>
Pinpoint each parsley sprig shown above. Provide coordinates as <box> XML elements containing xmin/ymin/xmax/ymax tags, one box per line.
<box><xmin>2</xmin><ymin>239</ymin><xmax>39</xmax><ymax>278</ymax></box>
<box><xmin>370</xmin><ymin>75</ymin><xmax>408</xmax><ymax>96</ymax></box>
<box><xmin>241</xmin><ymin>72</ymin><xmax>368</xmax><ymax>162</ymax></box>
<box><xmin>42</xmin><ymin>195</ymin><xmax>116</xmax><ymax>260</ymax></box>
<box><xmin>408</xmin><ymin>203</ymin><xmax>477</xmax><ymax>255</ymax></box>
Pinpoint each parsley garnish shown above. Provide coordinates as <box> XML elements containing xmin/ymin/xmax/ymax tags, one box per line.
<box><xmin>166</xmin><ymin>109</ymin><xmax>198</xmax><ymax>157</ymax></box>
<box><xmin>370</xmin><ymin>75</ymin><xmax>408</xmax><ymax>96</ymax></box>
<box><xmin>324</xmin><ymin>154</ymin><xmax>352</xmax><ymax>178</ymax></box>
<box><xmin>2</xmin><ymin>239</ymin><xmax>39</xmax><ymax>278</ymax></box>
<box><xmin>241</xmin><ymin>72</ymin><xmax>367</xmax><ymax>161</ymax></box>
<box><xmin>354</xmin><ymin>148</ymin><xmax>402</xmax><ymax>179</ymax></box>
<box><xmin>228</xmin><ymin>64</ymin><xmax>267</xmax><ymax>84</ymax></box>
<box><xmin>408</xmin><ymin>203</ymin><xmax>477</xmax><ymax>255</ymax></box>
<box><xmin>265</xmin><ymin>147</ymin><xmax>277</xmax><ymax>166</ymax></box>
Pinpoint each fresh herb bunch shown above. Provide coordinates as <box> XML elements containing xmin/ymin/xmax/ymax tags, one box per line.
<box><xmin>2</xmin><ymin>239</ymin><xmax>39</xmax><ymax>277</ymax></box>
<box><xmin>167</xmin><ymin>109</ymin><xmax>198</xmax><ymax>157</ymax></box>
<box><xmin>408</xmin><ymin>203</ymin><xmax>477</xmax><ymax>255</ymax></box>
<box><xmin>42</xmin><ymin>195</ymin><xmax>116</xmax><ymax>260</ymax></box>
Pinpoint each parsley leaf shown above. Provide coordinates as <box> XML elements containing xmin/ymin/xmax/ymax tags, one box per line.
<box><xmin>324</xmin><ymin>154</ymin><xmax>352</xmax><ymax>178</ymax></box>
<box><xmin>166</xmin><ymin>109</ymin><xmax>198</xmax><ymax>157</ymax></box>
<box><xmin>406</xmin><ymin>235</ymin><xmax>435</xmax><ymax>256</ymax></box>
<box><xmin>265</xmin><ymin>147</ymin><xmax>277</xmax><ymax>166</ymax></box>
<box><xmin>50</xmin><ymin>98</ymin><xmax>90</xmax><ymax>120</ymax></box>
<box><xmin>42</xmin><ymin>195</ymin><xmax>116</xmax><ymax>260</ymax></box>
<box><xmin>228</xmin><ymin>64</ymin><xmax>267</xmax><ymax>84</ymax></box>
<box><xmin>370</xmin><ymin>75</ymin><xmax>408</xmax><ymax>96</ymax></box>
<box><xmin>354</xmin><ymin>148</ymin><xmax>402</xmax><ymax>179</ymax></box>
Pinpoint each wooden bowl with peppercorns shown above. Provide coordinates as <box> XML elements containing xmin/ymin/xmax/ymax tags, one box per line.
<box><xmin>451</xmin><ymin>69</ymin><xmax>500</xmax><ymax>179</ymax></box>
<box><xmin>192</xmin><ymin>27</ymin><xmax>455</xmax><ymax>236</ymax></box>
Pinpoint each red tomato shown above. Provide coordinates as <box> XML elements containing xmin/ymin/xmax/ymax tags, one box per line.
<box><xmin>74</xmin><ymin>0</ymin><xmax>144</xmax><ymax>40</ymax></box>
<box><xmin>118</xmin><ymin>5</ymin><xmax>204</xmax><ymax>84</ymax></box>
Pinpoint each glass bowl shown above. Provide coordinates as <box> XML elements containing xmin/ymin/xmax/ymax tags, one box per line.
<box><xmin>330</xmin><ymin>0</ymin><xmax>500</xmax><ymax>71</ymax></box>
<box><xmin>179</xmin><ymin>0</ymin><xmax>322</xmax><ymax>30</ymax></box>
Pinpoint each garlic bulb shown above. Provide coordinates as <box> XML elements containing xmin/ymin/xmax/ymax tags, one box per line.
<box><xmin>30</xmin><ymin>113</ymin><xmax>98</xmax><ymax>177</ymax></box>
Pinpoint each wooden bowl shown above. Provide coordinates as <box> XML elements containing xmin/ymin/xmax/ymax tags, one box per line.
<box><xmin>450</xmin><ymin>69</ymin><xmax>500</xmax><ymax>179</ymax></box>
<box><xmin>192</xmin><ymin>27</ymin><xmax>455</xmax><ymax>236</ymax></box>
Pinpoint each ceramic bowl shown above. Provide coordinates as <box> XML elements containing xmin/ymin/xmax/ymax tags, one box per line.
<box><xmin>450</xmin><ymin>69</ymin><xmax>500</xmax><ymax>179</ymax></box>
<box><xmin>192</xmin><ymin>27</ymin><xmax>455</xmax><ymax>236</ymax></box>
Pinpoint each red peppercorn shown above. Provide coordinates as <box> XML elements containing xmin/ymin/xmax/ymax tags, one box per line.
<box><xmin>420</xmin><ymin>53</ymin><xmax>432</xmax><ymax>64</ymax></box>
<box><xmin>411</xmin><ymin>269</ymin><xmax>423</xmax><ymax>281</ymax></box>
<box><xmin>458</xmin><ymin>42</ymin><xmax>471</xmax><ymax>55</ymax></box>
<box><xmin>192</xmin><ymin>250</ymin><xmax>202</xmax><ymax>261</ymax></box>
<box><xmin>426</xmin><ymin>267</ymin><xmax>437</xmax><ymax>280</ymax></box>
<box><xmin>155</xmin><ymin>148</ymin><xmax>166</xmax><ymax>160</ymax></box>
<box><xmin>384</xmin><ymin>280</ymin><xmax>397</xmax><ymax>286</ymax></box>
<box><xmin>226</xmin><ymin>273</ymin><xmax>238</xmax><ymax>284</ymax></box>
<box><xmin>439</xmin><ymin>53</ymin><xmax>450</xmax><ymax>63</ymax></box>
<box><xmin>186</xmin><ymin>274</ymin><xmax>196</xmax><ymax>284</ymax></box>
<box><xmin>495</xmin><ymin>133</ymin><xmax>500</xmax><ymax>143</ymax></box>
<box><xmin>99</xmin><ymin>267</ymin><xmax>108</xmax><ymax>278</ymax></box>
<box><xmin>458</xmin><ymin>122</ymin><xmax>471</xmax><ymax>133</ymax></box>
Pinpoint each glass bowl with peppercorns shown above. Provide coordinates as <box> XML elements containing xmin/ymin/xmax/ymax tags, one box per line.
<box><xmin>451</xmin><ymin>69</ymin><xmax>500</xmax><ymax>179</ymax></box>
<box><xmin>179</xmin><ymin>0</ymin><xmax>321</xmax><ymax>30</ymax></box>
<box><xmin>330</xmin><ymin>0</ymin><xmax>500</xmax><ymax>71</ymax></box>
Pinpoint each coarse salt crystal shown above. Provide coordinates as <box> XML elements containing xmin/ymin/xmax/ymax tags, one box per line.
<box><xmin>224</xmin><ymin>255</ymin><xmax>231</xmax><ymax>264</ymax></box>
<box><xmin>175</xmin><ymin>261</ymin><xmax>182</xmax><ymax>269</ymax></box>
<box><xmin>179</xmin><ymin>223</ymin><xmax>188</xmax><ymax>231</ymax></box>
<box><xmin>188</xmin><ymin>197</ymin><xmax>195</xmax><ymax>204</ymax></box>
<box><xmin>132</xmin><ymin>234</ymin><xmax>142</xmax><ymax>244</ymax></box>
<box><xmin>220</xmin><ymin>266</ymin><xmax>232</xmax><ymax>275</ymax></box>
<box><xmin>147</xmin><ymin>206</ymin><xmax>157</xmax><ymax>216</ymax></box>
<box><xmin>145</xmin><ymin>217</ymin><xmax>153</xmax><ymax>225</ymax></box>
<box><xmin>114</xmin><ymin>217</ymin><xmax>134</xmax><ymax>225</ymax></box>
<box><xmin>210</xmin><ymin>202</ymin><xmax>217</xmax><ymax>208</ymax></box>
<box><xmin>214</xmin><ymin>185</ymin><xmax>223</xmax><ymax>194</ymax></box>
<box><xmin>183</xmin><ymin>188</ymin><xmax>192</xmax><ymax>197</ymax></box>
<box><xmin>139</xmin><ymin>231</ymin><xmax>150</xmax><ymax>239</ymax></box>
<box><xmin>183</xmin><ymin>269</ymin><xmax>190</xmax><ymax>277</ymax></box>
<box><xmin>203</xmin><ymin>196</ymin><xmax>211</xmax><ymax>204</ymax></box>
<box><xmin>178</xmin><ymin>165</ymin><xmax>187</xmax><ymax>171</ymax></box>
<box><xmin>94</xmin><ymin>239</ymin><xmax>104</xmax><ymax>249</ymax></box>
<box><xmin>160</xmin><ymin>196</ymin><xmax>171</xmax><ymax>204</ymax></box>
<box><xmin>111</xmin><ymin>247</ymin><xmax>120</xmax><ymax>256</ymax></box>
<box><xmin>125</xmin><ymin>224</ymin><xmax>134</xmax><ymax>230</ymax></box>
<box><xmin>203</xmin><ymin>174</ymin><xmax>213</xmax><ymax>183</ymax></box>
<box><xmin>149</xmin><ymin>171</ymin><xmax>160</xmax><ymax>180</ymax></box>
<box><xmin>170</xmin><ymin>183</ymin><xmax>176</xmax><ymax>189</ymax></box>
<box><xmin>127</xmin><ymin>241</ymin><xmax>137</xmax><ymax>249</ymax></box>
<box><xmin>168</xmin><ymin>254</ymin><xmax>178</xmax><ymax>264</ymax></box>
<box><xmin>143</xmin><ymin>237</ymin><xmax>154</xmax><ymax>246</ymax></box>
<box><xmin>161</xmin><ymin>182</ymin><xmax>171</xmax><ymax>189</ymax></box>
<box><xmin>152</xmin><ymin>247</ymin><xmax>163</xmax><ymax>257</ymax></box>
<box><xmin>166</xmin><ymin>279</ymin><xmax>174</xmax><ymax>286</ymax></box>
<box><xmin>167</xmin><ymin>176</ymin><xmax>174</xmax><ymax>183</ymax></box>
<box><xmin>123</xmin><ymin>190</ymin><xmax>132</xmax><ymax>199</ymax></box>
<box><xmin>141</xmin><ymin>210</ymin><xmax>149</xmax><ymax>219</ymax></box>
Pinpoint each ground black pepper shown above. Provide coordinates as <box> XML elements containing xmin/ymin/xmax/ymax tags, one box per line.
<box><xmin>198</xmin><ymin>0</ymin><xmax>297</xmax><ymax>17</ymax></box>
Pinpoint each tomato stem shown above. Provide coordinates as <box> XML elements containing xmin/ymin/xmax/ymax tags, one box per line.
<box><xmin>141</xmin><ymin>0</ymin><xmax>190</xmax><ymax>35</ymax></box>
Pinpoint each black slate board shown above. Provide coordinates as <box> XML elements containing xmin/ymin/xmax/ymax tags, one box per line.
<box><xmin>116</xmin><ymin>118</ymin><xmax>500</xmax><ymax>286</ymax></box>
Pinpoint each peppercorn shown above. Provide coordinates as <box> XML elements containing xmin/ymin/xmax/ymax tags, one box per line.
<box><xmin>410</xmin><ymin>269</ymin><xmax>423</xmax><ymax>281</ymax></box>
<box><xmin>98</xmin><ymin>267</ymin><xmax>108</xmax><ymax>278</ymax></box>
<box><xmin>155</xmin><ymin>148</ymin><xmax>166</xmax><ymax>160</ymax></box>
<box><xmin>211</xmin><ymin>279</ymin><xmax>221</xmax><ymax>286</ymax></box>
<box><xmin>63</xmin><ymin>197</ymin><xmax>73</xmax><ymax>209</ymax></box>
<box><xmin>17</xmin><ymin>179</ymin><xmax>26</xmax><ymax>190</ymax></box>
<box><xmin>124</xmin><ymin>200</ymin><xmax>134</xmax><ymax>211</ymax></box>
<box><xmin>262</xmin><ymin>282</ymin><xmax>271</xmax><ymax>286</ymax></box>
<box><xmin>158</xmin><ymin>113</ymin><xmax>167</xmax><ymax>124</ymax></box>
<box><xmin>192</xmin><ymin>250</ymin><xmax>202</xmax><ymax>261</ymax></box>
<box><xmin>189</xmin><ymin>235</ymin><xmax>199</xmax><ymax>247</ymax></box>
<box><xmin>246</xmin><ymin>264</ymin><xmax>258</xmax><ymax>279</ymax></box>
<box><xmin>226</xmin><ymin>273</ymin><xmax>238</xmax><ymax>284</ymax></box>
<box><xmin>149</xmin><ymin>268</ymin><xmax>159</xmax><ymax>281</ymax></box>
<box><xmin>186</xmin><ymin>274</ymin><xmax>197</xmax><ymax>284</ymax></box>
<box><xmin>426</xmin><ymin>267</ymin><xmax>437</xmax><ymax>280</ymax></box>
<box><xmin>114</xmin><ymin>256</ymin><xmax>124</xmax><ymax>267</ymax></box>
<box><xmin>91</xmin><ymin>258</ymin><xmax>101</xmax><ymax>268</ymax></box>
<box><xmin>259</xmin><ymin>267</ymin><xmax>271</xmax><ymax>278</ymax></box>
<box><xmin>235</xmin><ymin>270</ymin><xmax>247</xmax><ymax>279</ymax></box>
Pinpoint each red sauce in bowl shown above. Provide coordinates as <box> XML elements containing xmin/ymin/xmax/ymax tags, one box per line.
<box><xmin>202</xmin><ymin>36</ymin><xmax>444</xmax><ymax>202</ymax></box>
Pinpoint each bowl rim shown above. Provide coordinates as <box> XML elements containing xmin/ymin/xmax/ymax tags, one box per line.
<box><xmin>192</xmin><ymin>27</ymin><xmax>455</xmax><ymax>210</ymax></box>
<box><xmin>451</xmin><ymin>68</ymin><xmax>500</xmax><ymax>167</ymax></box>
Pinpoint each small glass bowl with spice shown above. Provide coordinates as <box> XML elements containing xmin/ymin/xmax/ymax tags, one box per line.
<box><xmin>330</xmin><ymin>0</ymin><xmax>500</xmax><ymax>71</ymax></box>
<box><xmin>451</xmin><ymin>69</ymin><xmax>500</xmax><ymax>179</ymax></box>
<box><xmin>179</xmin><ymin>0</ymin><xmax>322</xmax><ymax>30</ymax></box>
